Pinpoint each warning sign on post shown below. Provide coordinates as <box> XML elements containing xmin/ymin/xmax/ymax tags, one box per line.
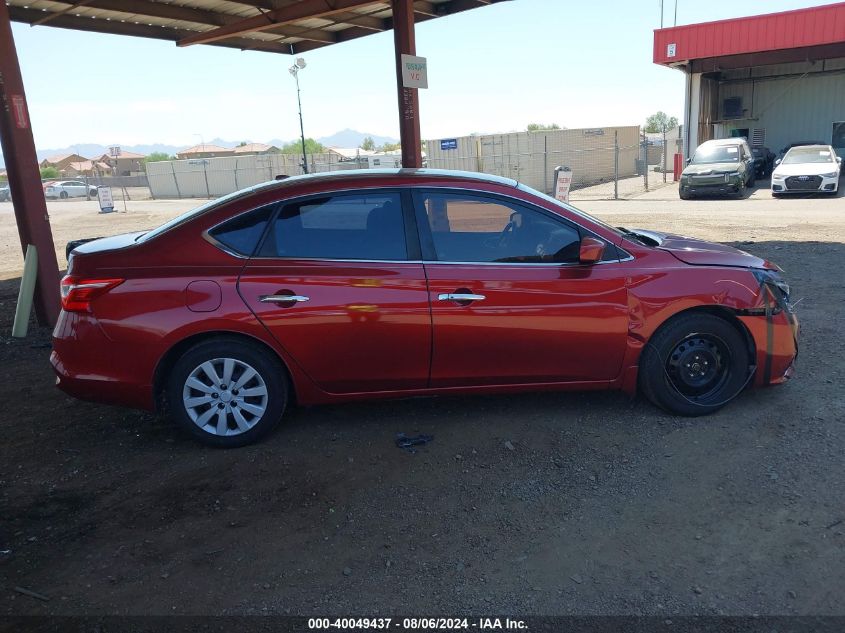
<box><xmin>401</xmin><ymin>55</ymin><xmax>428</xmax><ymax>89</ymax></box>
<box><xmin>97</xmin><ymin>187</ymin><xmax>115</xmax><ymax>214</ymax></box>
<box><xmin>553</xmin><ymin>167</ymin><xmax>573</xmax><ymax>203</ymax></box>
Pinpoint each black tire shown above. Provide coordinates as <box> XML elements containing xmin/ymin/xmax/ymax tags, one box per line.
<box><xmin>639</xmin><ymin>313</ymin><xmax>751</xmax><ymax>417</ymax></box>
<box><xmin>772</xmin><ymin>192</ymin><xmax>782</xmax><ymax>198</ymax></box>
<box><xmin>679</xmin><ymin>189</ymin><xmax>691</xmax><ymax>200</ymax></box>
<box><xmin>166</xmin><ymin>337</ymin><xmax>288</xmax><ymax>447</ymax></box>
<box><xmin>733</xmin><ymin>180</ymin><xmax>747</xmax><ymax>199</ymax></box>
<box><xmin>90</xmin><ymin>189</ymin><xmax>98</xmax><ymax>197</ymax></box>
<box><xmin>59</xmin><ymin>191</ymin><xmax>68</xmax><ymax>199</ymax></box>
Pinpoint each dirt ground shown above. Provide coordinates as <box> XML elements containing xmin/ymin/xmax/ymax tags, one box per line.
<box><xmin>1</xmin><ymin>182</ymin><xmax>844</xmax><ymax>616</ymax></box>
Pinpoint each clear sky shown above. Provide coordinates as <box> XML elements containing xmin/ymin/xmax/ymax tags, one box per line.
<box><xmin>5</xmin><ymin>0</ymin><xmax>842</xmax><ymax>152</ymax></box>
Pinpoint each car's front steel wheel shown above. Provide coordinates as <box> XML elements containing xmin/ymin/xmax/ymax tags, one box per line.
<box><xmin>167</xmin><ymin>338</ymin><xmax>287</xmax><ymax>447</ymax></box>
<box><xmin>639</xmin><ymin>313</ymin><xmax>751</xmax><ymax>417</ymax></box>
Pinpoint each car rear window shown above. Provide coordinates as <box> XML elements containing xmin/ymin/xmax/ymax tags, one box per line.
<box><xmin>208</xmin><ymin>206</ymin><xmax>274</xmax><ymax>256</ymax></box>
<box><xmin>259</xmin><ymin>192</ymin><xmax>407</xmax><ymax>261</ymax></box>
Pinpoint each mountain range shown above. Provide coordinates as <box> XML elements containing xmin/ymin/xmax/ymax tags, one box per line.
<box><xmin>0</xmin><ymin>129</ymin><xmax>399</xmax><ymax>168</ymax></box>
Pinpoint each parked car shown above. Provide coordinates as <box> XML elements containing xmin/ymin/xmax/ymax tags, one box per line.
<box><xmin>0</xmin><ymin>183</ymin><xmax>10</xmax><ymax>202</ymax></box>
<box><xmin>771</xmin><ymin>144</ymin><xmax>841</xmax><ymax>196</ymax></box>
<box><xmin>751</xmin><ymin>146</ymin><xmax>775</xmax><ymax>178</ymax></box>
<box><xmin>678</xmin><ymin>138</ymin><xmax>756</xmax><ymax>199</ymax></box>
<box><xmin>53</xmin><ymin>170</ymin><xmax>799</xmax><ymax>447</ymax></box>
<box><xmin>44</xmin><ymin>180</ymin><xmax>98</xmax><ymax>199</ymax></box>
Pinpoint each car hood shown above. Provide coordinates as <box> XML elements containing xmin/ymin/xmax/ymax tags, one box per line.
<box><xmin>630</xmin><ymin>229</ymin><xmax>779</xmax><ymax>270</ymax></box>
<box><xmin>772</xmin><ymin>162</ymin><xmax>839</xmax><ymax>177</ymax></box>
<box><xmin>682</xmin><ymin>162</ymin><xmax>742</xmax><ymax>175</ymax></box>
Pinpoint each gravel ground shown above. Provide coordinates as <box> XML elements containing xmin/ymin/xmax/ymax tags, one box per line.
<box><xmin>0</xmin><ymin>185</ymin><xmax>843</xmax><ymax>617</ymax></box>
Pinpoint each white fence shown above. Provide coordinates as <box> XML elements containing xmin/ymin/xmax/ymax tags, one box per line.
<box><xmin>146</xmin><ymin>153</ymin><xmax>356</xmax><ymax>198</ymax></box>
<box><xmin>425</xmin><ymin>126</ymin><xmax>642</xmax><ymax>194</ymax></box>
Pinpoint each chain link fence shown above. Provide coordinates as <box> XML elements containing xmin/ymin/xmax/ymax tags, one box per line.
<box><xmin>141</xmin><ymin>127</ymin><xmax>686</xmax><ymax>201</ymax></box>
<box><xmin>426</xmin><ymin>126</ymin><xmax>681</xmax><ymax>200</ymax></box>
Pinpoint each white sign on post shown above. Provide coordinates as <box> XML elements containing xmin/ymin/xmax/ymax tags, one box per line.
<box><xmin>401</xmin><ymin>54</ymin><xmax>428</xmax><ymax>89</ymax></box>
<box><xmin>554</xmin><ymin>169</ymin><xmax>573</xmax><ymax>203</ymax></box>
<box><xmin>97</xmin><ymin>186</ymin><xmax>115</xmax><ymax>213</ymax></box>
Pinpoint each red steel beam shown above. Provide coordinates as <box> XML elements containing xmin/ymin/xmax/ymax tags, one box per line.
<box><xmin>177</xmin><ymin>0</ymin><xmax>381</xmax><ymax>47</ymax></box>
<box><xmin>0</xmin><ymin>1</ymin><xmax>61</xmax><ymax>325</ymax></box>
<box><xmin>393</xmin><ymin>0</ymin><xmax>423</xmax><ymax>168</ymax></box>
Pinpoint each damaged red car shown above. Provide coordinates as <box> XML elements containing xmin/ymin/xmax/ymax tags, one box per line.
<box><xmin>52</xmin><ymin>170</ymin><xmax>799</xmax><ymax>447</ymax></box>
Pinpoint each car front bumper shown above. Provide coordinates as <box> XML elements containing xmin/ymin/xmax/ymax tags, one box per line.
<box><xmin>738</xmin><ymin>308</ymin><xmax>799</xmax><ymax>387</ymax></box>
<box><xmin>772</xmin><ymin>174</ymin><xmax>839</xmax><ymax>193</ymax></box>
<box><xmin>680</xmin><ymin>176</ymin><xmax>744</xmax><ymax>197</ymax></box>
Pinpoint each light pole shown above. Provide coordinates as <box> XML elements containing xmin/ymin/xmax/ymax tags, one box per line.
<box><xmin>289</xmin><ymin>57</ymin><xmax>308</xmax><ymax>174</ymax></box>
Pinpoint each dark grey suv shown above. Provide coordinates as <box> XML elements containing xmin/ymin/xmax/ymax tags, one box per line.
<box><xmin>679</xmin><ymin>138</ymin><xmax>756</xmax><ymax>199</ymax></box>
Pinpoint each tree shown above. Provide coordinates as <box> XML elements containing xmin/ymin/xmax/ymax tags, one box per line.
<box><xmin>644</xmin><ymin>111</ymin><xmax>678</xmax><ymax>134</ymax></box>
<box><xmin>527</xmin><ymin>123</ymin><xmax>561</xmax><ymax>132</ymax></box>
<box><xmin>281</xmin><ymin>138</ymin><xmax>325</xmax><ymax>155</ymax></box>
<box><xmin>144</xmin><ymin>152</ymin><xmax>175</xmax><ymax>163</ymax></box>
<box><xmin>237</xmin><ymin>141</ymin><xmax>248</xmax><ymax>147</ymax></box>
<box><xmin>378</xmin><ymin>142</ymin><xmax>401</xmax><ymax>152</ymax></box>
<box><xmin>40</xmin><ymin>166</ymin><xmax>59</xmax><ymax>179</ymax></box>
<box><xmin>360</xmin><ymin>136</ymin><xmax>375</xmax><ymax>151</ymax></box>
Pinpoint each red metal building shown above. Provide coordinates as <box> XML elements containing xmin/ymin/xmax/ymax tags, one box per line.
<box><xmin>653</xmin><ymin>2</ymin><xmax>845</xmax><ymax>159</ymax></box>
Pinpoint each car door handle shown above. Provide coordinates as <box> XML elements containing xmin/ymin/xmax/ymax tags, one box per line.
<box><xmin>259</xmin><ymin>294</ymin><xmax>310</xmax><ymax>303</ymax></box>
<box><xmin>438</xmin><ymin>293</ymin><xmax>486</xmax><ymax>302</ymax></box>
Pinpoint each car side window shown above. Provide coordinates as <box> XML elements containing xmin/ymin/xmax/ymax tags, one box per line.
<box><xmin>416</xmin><ymin>192</ymin><xmax>581</xmax><ymax>264</ymax></box>
<box><xmin>208</xmin><ymin>205</ymin><xmax>274</xmax><ymax>256</ymax></box>
<box><xmin>259</xmin><ymin>192</ymin><xmax>407</xmax><ymax>260</ymax></box>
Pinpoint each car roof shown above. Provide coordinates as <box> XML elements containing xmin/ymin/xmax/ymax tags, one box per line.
<box><xmin>702</xmin><ymin>138</ymin><xmax>746</xmax><ymax>147</ymax></box>
<box><xmin>786</xmin><ymin>141</ymin><xmax>824</xmax><ymax>147</ymax></box>
<box><xmin>272</xmin><ymin>168</ymin><xmax>518</xmax><ymax>189</ymax></box>
<box><xmin>785</xmin><ymin>144</ymin><xmax>831</xmax><ymax>152</ymax></box>
<box><xmin>214</xmin><ymin>168</ymin><xmax>519</xmax><ymax>201</ymax></box>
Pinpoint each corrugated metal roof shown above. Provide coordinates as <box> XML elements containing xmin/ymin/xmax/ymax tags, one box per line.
<box><xmin>8</xmin><ymin>0</ymin><xmax>509</xmax><ymax>55</ymax></box>
<box><xmin>654</xmin><ymin>2</ymin><xmax>845</xmax><ymax>67</ymax></box>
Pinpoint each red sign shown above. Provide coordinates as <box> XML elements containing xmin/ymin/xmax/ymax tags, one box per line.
<box><xmin>11</xmin><ymin>95</ymin><xmax>28</xmax><ymax>129</ymax></box>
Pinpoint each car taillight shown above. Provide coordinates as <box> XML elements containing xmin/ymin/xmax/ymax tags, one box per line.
<box><xmin>60</xmin><ymin>276</ymin><xmax>123</xmax><ymax>312</ymax></box>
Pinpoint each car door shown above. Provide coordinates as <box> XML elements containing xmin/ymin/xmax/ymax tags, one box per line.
<box><xmin>413</xmin><ymin>188</ymin><xmax>629</xmax><ymax>388</ymax></box>
<box><xmin>236</xmin><ymin>189</ymin><xmax>432</xmax><ymax>394</ymax></box>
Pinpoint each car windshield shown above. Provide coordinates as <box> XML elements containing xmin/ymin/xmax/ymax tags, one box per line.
<box><xmin>517</xmin><ymin>183</ymin><xmax>624</xmax><ymax>238</ymax></box>
<box><xmin>782</xmin><ymin>148</ymin><xmax>835</xmax><ymax>164</ymax></box>
<box><xmin>136</xmin><ymin>181</ymin><xmax>282</xmax><ymax>243</ymax></box>
<box><xmin>691</xmin><ymin>145</ymin><xmax>741</xmax><ymax>164</ymax></box>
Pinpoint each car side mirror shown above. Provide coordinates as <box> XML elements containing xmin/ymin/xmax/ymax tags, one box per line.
<box><xmin>686</xmin><ymin>158</ymin><xmax>691</xmax><ymax>164</ymax></box>
<box><xmin>774</xmin><ymin>158</ymin><xmax>781</xmax><ymax>165</ymax></box>
<box><xmin>579</xmin><ymin>236</ymin><xmax>606</xmax><ymax>265</ymax></box>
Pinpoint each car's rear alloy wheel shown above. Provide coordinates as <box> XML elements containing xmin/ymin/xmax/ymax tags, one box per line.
<box><xmin>167</xmin><ymin>338</ymin><xmax>287</xmax><ymax>447</ymax></box>
<box><xmin>639</xmin><ymin>313</ymin><xmax>751</xmax><ymax>417</ymax></box>
<box><xmin>59</xmin><ymin>191</ymin><xmax>68</xmax><ymax>199</ymax></box>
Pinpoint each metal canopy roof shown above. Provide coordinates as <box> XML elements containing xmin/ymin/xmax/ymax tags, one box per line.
<box><xmin>8</xmin><ymin>0</ymin><xmax>505</xmax><ymax>55</ymax></box>
<box><xmin>653</xmin><ymin>2</ymin><xmax>845</xmax><ymax>71</ymax></box>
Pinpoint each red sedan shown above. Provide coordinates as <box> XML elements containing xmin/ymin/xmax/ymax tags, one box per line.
<box><xmin>52</xmin><ymin>170</ymin><xmax>798</xmax><ymax>447</ymax></box>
